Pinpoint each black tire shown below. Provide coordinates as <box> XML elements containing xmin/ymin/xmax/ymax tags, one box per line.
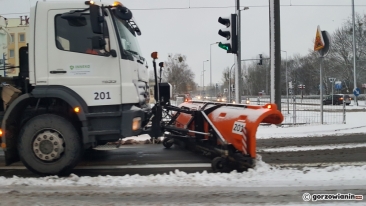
<box><xmin>18</xmin><ymin>114</ymin><xmax>82</xmax><ymax>176</ymax></box>
<box><xmin>162</xmin><ymin>138</ymin><xmax>174</xmax><ymax>149</ymax></box>
<box><xmin>211</xmin><ymin>157</ymin><xmax>231</xmax><ymax>173</ymax></box>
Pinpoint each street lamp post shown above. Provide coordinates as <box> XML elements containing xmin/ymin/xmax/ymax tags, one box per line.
<box><xmin>352</xmin><ymin>0</ymin><xmax>358</xmax><ymax>106</ymax></box>
<box><xmin>281</xmin><ymin>50</ymin><xmax>289</xmax><ymax>114</ymax></box>
<box><xmin>329</xmin><ymin>77</ymin><xmax>336</xmax><ymax>105</ymax></box>
<box><xmin>228</xmin><ymin>63</ymin><xmax>235</xmax><ymax>103</ymax></box>
<box><xmin>202</xmin><ymin>60</ymin><xmax>209</xmax><ymax>97</ymax></box>
<box><xmin>235</xmin><ymin>5</ymin><xmax>250</xmax><ymax>103</ymax></box>
<box><xmin>199</xmin><ymin>72</ymin><xmax>203</xmax><ymax>96</ymax></box>
<box><xmin>210</xmin><ymin>42</ymin><xmax>219</xmax><ymax>98</ymax></box>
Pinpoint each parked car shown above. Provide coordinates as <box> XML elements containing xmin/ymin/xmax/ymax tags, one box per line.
<box><xmin>323</xmin><ymin>94</ymin><xmax>351</xmax><ymax>105</ymax></box>
<box><xmin>177</xmin><ymin>94</ymin><xmax>192</xmax><ymax>102</ymax></box>
<box><xmin>241</xmin><ymin>98</ymin><xmax>250</xmax><ymax>104</ymax></box>
<box><xmin>216</xmin><ymin>97</ymin><xmax>226</xmax><ymax>102</ymax></box>
<box><xmin>216</xmin><ymin>93</ymin><xmax>226</xmax><ymax>102</ymax></box>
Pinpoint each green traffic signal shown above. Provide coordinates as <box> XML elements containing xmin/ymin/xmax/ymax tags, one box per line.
<box><xmin>218</xmin><ymin>42</ymin><xmax>229</xmax><ymax>51</ymax></box>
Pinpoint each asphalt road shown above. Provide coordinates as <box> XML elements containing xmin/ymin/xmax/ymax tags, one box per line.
<box><xmin>257</xmin><ymin>133</ymin><xmax>366</xmax><ymax>165</ymax></box>
<box><xmin>0</xmin><ymin>134</ymin><xmax>364</xmax><ymax>177</ymax></box>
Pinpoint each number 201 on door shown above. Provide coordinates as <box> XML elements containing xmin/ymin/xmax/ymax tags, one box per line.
<box><xmin>94</xmin><ymin>92</ymin><xmax>111</xmax><ymax>100</ymax></box>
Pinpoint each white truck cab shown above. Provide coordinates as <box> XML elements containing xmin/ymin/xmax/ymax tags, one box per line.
<box><xmin>30</xmin><ymin>1</ymin><xmax>149</xmax><ymax>105</ymax></box>
<box><xmin>0</xmin><ymin>1</ymin><xmax>153</xmax><ymax>176</ymax></box>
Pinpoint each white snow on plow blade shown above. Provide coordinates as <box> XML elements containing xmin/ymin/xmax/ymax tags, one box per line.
<box><xmin>0</xmin><ymin>160</ymin><xmax>365</xmax><ymax>188</ymax></box>
<box><xmin>259</xmin><ymin>143</ymin><xmax>366</xmax><ymax>153</ymax></box>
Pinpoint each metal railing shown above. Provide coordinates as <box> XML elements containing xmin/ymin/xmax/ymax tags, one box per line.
<box><xmin>244</xmin><ymin>95</ymin><xmax>348</xmax><ymax>126</ymax></box>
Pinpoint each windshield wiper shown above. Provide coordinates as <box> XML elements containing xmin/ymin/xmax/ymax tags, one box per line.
<box><xmin>137</xmin><ymin>59</ymin><xmax>144</xmax><ymax>64</ymax></box>
<box><xmin>125</xmin><ymin>49</ymin><xmax>139</xmax><ymax>56</ymax></box>
<box><xmin>125</xmin><ymin>50</ymin><xmax>144</xmax><ymax>64</ymax></box>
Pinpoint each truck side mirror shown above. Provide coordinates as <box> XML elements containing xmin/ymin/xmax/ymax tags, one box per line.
<box><xmin>90</xmin><ymin>4</ymin><xmax>103</xmax><ymax>34</ymax></box>
<box><xmin>91</xmin><ymin>36</ymin><xmax>106</xmax><ymax>50</ymax></box>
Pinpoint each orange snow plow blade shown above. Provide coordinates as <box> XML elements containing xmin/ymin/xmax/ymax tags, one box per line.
<box><xmin>174</xmin><ymin>102</ymin><xmax>283</xmax><ymax>159</ymax></box>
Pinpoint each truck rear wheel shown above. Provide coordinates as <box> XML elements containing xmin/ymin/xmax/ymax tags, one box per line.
<box><xmin>18</xmin><ymin>114</ymin><xmax>82</xmax><ymax>176</ymax></box>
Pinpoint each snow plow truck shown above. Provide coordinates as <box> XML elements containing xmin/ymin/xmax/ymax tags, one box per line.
<box><xmin>0</xmin><ymin>1</ymin><xmax>283</xmax><ymax>176</ymax></box>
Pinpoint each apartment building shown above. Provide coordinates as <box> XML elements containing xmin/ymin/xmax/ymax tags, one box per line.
<box><xmin>5</xmin><ymin>16</ymin><xmax>30</xmax><ymax>77</ymax></box>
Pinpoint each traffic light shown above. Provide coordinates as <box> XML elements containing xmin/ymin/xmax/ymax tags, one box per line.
<box><xmin>257</xmin><ymin>54</ymin><xmax>263</xmax><ymax>65</ymax></box>
<box><xmin>218</xmin><ymin>14</ymin><xmax>237</xmax><ymax>54</ymax></box>
<box><xmin>231</xmin><ymin>84</ymin><xmax>235</xmax><ymax>92</ymax></box>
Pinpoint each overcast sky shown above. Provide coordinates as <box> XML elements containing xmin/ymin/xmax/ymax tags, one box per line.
<box><xmin>1</xmin><ymin>0</ymin><xmax>366</xmax><ymax>86</ymax></box>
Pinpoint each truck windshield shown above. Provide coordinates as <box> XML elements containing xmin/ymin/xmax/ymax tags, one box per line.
<box><xmin>112</xmin><ymin>14</ymin><xmax>143</xmax><ymax>60</ymax></box>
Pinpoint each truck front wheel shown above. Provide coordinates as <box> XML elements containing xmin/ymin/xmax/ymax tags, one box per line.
<box><xmin>18</xmin><ymin>114</ymin><xmax>82</xmax><ymax>176</ymax></box>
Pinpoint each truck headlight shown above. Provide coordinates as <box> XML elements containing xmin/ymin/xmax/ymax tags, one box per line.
<box><xmin>132</xmin><ymin>117</ymin><xmax>141</xmax><ymax>131</ymax></box>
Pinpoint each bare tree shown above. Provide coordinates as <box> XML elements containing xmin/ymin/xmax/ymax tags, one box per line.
<box><xmin>327</xmin><ymin>13</ymin><xmax>366</xmax><ymax>91</ymax></box>
<box><xmin>162</xmin><ymin>54</ymin><xmax>197</xmax><ymax>94</ymax></box>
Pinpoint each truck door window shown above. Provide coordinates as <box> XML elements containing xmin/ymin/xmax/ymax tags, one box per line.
<box><xmin>55</xmin><ymin>14</ymin><xmax>108</xmax><ymax>55</ymax></box>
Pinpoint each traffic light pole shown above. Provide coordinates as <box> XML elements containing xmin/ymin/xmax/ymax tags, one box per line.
<box><xmin>352</xmin><ymin>0</ymin><xmax>358</xmax><ymax>106</ymax></box>
<box><xmin>235</xmin><ymin>0</ymin><xmax>242</xmax><ymax>104</ymax></box>
<box><xmin>320</xmin><ymin>57</ymin><xmax>324</xmax><ymax>124</ymax></box>
<box><xmin>269</xmin><ymin>0</ymin><xmax>282</xmax><ymax>111</ymax></box>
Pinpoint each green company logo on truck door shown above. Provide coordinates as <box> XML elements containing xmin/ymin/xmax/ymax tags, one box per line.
<box><xmin>68</xmin><ymin>64</ymin><xmax>92</xmax><ymax>75</ymax></box>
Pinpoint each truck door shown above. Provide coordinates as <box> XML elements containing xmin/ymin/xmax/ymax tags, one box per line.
<box><xmin>47</xmin><ymin>10</ymin><xmax>121</xmax><ymax>106</ymax></box>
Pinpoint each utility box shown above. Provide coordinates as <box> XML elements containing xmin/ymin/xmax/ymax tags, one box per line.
<box><xmin>154</xmin><ymin>82</ymin><xmax>172</xmax><ymax>105</ymax></box>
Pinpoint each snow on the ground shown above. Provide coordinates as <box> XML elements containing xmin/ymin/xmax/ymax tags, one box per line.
<box><xmin>0</xmin><ymin>159</ymin><xmax>365</xmax><ymax>188</ymax></box>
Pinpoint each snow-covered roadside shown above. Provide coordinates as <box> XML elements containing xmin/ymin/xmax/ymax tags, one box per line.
<box><xmin>0</xmin><ymin>159</ymin><xmax>365</xmax><ymax>188</ymax></box>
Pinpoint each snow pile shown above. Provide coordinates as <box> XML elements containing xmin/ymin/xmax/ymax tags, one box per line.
<box><xmin>0</xmin><ymin>159</ymin><xmax>365</xmax><ymax>188</ymax></box>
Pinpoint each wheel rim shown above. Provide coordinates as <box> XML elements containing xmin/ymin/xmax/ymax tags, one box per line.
<box><xmin>32</xmin><ymin>130</ymin><xmax>65</xmax><ymax>162</ymax></box>
<box><xmin>215</xmin><ymin>159</ymin><xmax>224</xmax><ymax>170</ymax></box>
<box><xmin>163</xmin><ymin>138</ymin><xmax>173</xmax><ymax>146</ymax></box>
